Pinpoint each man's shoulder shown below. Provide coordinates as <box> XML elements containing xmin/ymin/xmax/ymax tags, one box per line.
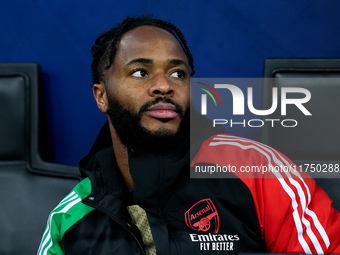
<box><xmin>38</xmin><ymin>178</ymin><xmax>95</xmax><ymax>253</ymax></box>
<box><xmin>50</xmin><ymin>177</ymin><xmax>93</xmax><ymax>217</ymax></box>
<box><xmin>72</xmin><ymin>177</ymin><xmax>92</xmax><ymax>199</ymax></box>
<box><xmin>46</xmin><ymin>178</ymin><xmax>95</xmax><ymax>237</ymax></box>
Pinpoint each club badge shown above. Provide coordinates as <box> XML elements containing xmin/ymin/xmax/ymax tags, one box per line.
<box><xmin>185</xmin><ymin>198</ymin><xmax>220</xmax><ymax>233</ymax></box>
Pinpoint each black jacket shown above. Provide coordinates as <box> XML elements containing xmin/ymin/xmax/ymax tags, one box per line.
<box><xmin>38</xmin><ymin>113</ymin><xmax>340</xmax><ymax>254</ymax></box>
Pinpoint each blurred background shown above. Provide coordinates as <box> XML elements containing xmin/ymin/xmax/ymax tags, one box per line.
<box><xmin>1</xmin><ymin>0</ymin><xmax>339</xmax><ymax>166</ymax></box>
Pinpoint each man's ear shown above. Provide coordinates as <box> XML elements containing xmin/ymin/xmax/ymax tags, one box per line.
<box><xmin>93</xmin><ymin>83</ymin><xmax>109</xmax><ymax>113</ymax></box>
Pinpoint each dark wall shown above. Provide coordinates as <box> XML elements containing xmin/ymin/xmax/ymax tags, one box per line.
<box><xmin>1</xmin><ymin>0</ymin><xmax>339</xmax><ymax>165</ymax></box>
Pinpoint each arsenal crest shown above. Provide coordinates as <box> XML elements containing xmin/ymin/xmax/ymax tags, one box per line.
<box><xmin>185</xmin><ymin>198</ymin><xmax>220</xmax><ymax>233</ymax></box>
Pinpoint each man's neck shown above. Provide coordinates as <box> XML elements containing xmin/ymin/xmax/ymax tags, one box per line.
<box><xmin>108</xmin><ymin>123</ymin><xmax>134</xmax><ymax>191</ymax></box>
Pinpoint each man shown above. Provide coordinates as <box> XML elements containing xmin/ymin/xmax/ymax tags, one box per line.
<box><xmin>38</xmin><ymin>16</ymin><xmax>340</xmax><ymax>255</ymax></box>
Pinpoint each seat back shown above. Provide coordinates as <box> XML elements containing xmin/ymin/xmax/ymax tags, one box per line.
<box><xmin>261</xmin><ymin>58</ymin><xmax>340</xmax><ymax>211</ymax></box>
<box><xmin>0</xmin><ymin>63</ymin><xmax>80</xmax><ymax>254</ymax></box>
<box><xmin>0</xmin><ymin>72</ymin><xmax>27</xmax><ymax>160</ymax></box>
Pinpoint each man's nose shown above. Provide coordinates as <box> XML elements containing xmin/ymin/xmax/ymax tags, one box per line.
<box><xmin>148</xmin><ymin>73</ymin><xmax>174</xmax><ymax>96</ymax></box>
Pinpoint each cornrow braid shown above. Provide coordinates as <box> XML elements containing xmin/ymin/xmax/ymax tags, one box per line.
<box><xmin>91</xmin><ymin>16</ymin><xmax>195</xmax><ymax>85</ymax></box>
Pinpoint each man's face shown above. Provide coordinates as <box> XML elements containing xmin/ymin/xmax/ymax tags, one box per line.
<box><xmin>97</xmin><ymin>25</ymin><xmax>191</xmax><ymax>148</ymax></box>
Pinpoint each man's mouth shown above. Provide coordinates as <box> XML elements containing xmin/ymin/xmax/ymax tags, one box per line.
<box><xmin>145</xmin><ymin>103</ymin><xmax>179</xmax><ymax>119</ymax></box>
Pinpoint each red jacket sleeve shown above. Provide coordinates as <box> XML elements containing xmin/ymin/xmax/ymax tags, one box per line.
<box><xmin>247</xmin><ymin>172</ymin><xmax>340</xmax><ymax>254</ymax></box>
<box><xmin>192</xmin><ymin>134</ymin><xmax>340</xmax><ymax>254</ymax></box>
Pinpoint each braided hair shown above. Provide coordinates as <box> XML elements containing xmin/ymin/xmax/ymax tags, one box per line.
<box><xmin>91</xmin><ymin>16</ymin><xmax>195</xmax><ymax>85</ymax></box>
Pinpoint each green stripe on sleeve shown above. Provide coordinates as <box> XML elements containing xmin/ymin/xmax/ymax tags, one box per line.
<box><xmin>37</xmin><ymin>178</ymin><xmax>94</xmax><ymax>255</ymax></box>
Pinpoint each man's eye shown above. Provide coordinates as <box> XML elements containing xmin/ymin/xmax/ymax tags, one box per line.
<box><xmin>170</xmin><ymin>70</ymin><xmax>186</xmax><ymax>79</ymax></box>
<box><xmin>131</xmin><ymin>69</ymin><xmax>148</xmax><ymax>78</ymax></box>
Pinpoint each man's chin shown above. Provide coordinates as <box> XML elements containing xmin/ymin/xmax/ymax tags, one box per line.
<box><xmin>141</xmin><ymin>124</ymin><xmax>179</xmax><ymax>137</ymax></box>
<box><xmin>130</xmin><ymin>127</ymin><xmax>178</xmax><ymax>152</ymax></box>
<box><xmin>140</xmin><ymin>115</ymin><xmax>182</xmax><ymax>134</ymax></box>
<box><xmin>133</xmin><ymin>112</ymin><xmax>189</xmax><ymax>152</ymax></box>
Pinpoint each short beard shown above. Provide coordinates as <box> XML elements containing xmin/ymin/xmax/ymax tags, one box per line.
<box><xmin>106</xmin><ymin>95</ymin><xmax>190</xmax><ymax>153</ymax></box>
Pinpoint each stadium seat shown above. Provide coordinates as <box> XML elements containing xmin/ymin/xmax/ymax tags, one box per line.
<box><xmin>261</xmin><ymin>58</ymin><xmax>340</xmax><ymax>211</ymax></box>
<box><xmin>0</xmin><ymin>63</ymin><xmax>80</xmax><ymax>254</ymax></box>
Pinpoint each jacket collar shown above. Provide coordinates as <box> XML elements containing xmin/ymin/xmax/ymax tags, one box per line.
<box><xmin>78</xmin><ymin>110</ymin><xmax>226</xmax><ymax>212</ymax></box>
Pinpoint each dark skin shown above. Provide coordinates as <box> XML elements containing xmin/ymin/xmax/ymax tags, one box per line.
<box><xmin>92</xmin><ymin>26</ymin><xmax>191</xmax><ymax>191</ymax></box>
